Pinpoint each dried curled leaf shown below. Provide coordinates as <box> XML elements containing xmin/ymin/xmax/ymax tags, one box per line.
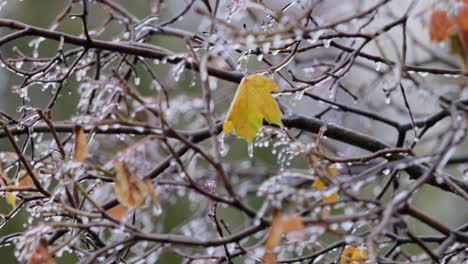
<box><xmin>429</xmin><ymin>9</ymin><xmax>453</xmax><ymax>41</ymax></box>
<box><xmin>223</xmin><ymin>74</ymin><xmax>283</xmax><ymax>143</ymax></box>
<box><xmin>339</xmin><ymin>245</ymin><xmax>368</xmax><ymax>264</ymax></box>
<box><xmin>73</xmin><ymin>125</ymin><xmax>88</xmax><ymax>161</ymax></box>
<box><xmin>263</xmin><ymin>208</ymin><xmax>304</xmax><ymax>264</ymax></box>
<box><xmin>113</xmin><ymin>160</ymin><xmax>159</xmax><ymax>209</ymax></box>
<box><xmin>27</xmin><ymin>239</ymin><xmax>56</xmax><ymax>264</ymax></box>
<box><xmin>312</xmin><ymin>167</ymin><xmax>340</xmax><ymax>203</ymax></box>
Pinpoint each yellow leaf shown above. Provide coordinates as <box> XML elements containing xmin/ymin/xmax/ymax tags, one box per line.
<box><xmin>339</xmin><ymin>246</ymin><xmax>368</xmax><ymax>264</ymax></box>
<box><xmin>27</xmin><ymin>239</ymin><xmax>56</xmax><ymax>264</ymax></box>
<box><xmin>312</xmin><ymin>167</ymin><xmax>340</xmax><ymax>203</ymax></box>
<box><xmin>5</xmin><ymin>192</ymin><xmax>17</xmax><ymax>207</ymax></box>
<box><xmin>223</xmin><ymin>74</ymin><xmax>283</xmax><ymax>143</ymax></box>
<box><xmin>73</xmin><ymin>125</ymin><xmax>88</xmax><ymax>161</ymax></box>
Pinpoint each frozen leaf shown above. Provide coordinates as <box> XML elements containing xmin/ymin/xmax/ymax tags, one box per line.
<box><xmin>106</xmin><ymin>204</ymin><xmax>127</xmax><ymax>220</ymax></box>
<box><xmin>113</xmin><ymin>160</ymin><xmax>156</xmax><ymax>208</ymax></box>
<box><xmin>429</xmin><ymin>10</ymin><xmax>453</xmax><ymax>42</ymax></box>
<box><xmin>5</xmin><ymin>192</ymin><xmax>17</xmax><ymax>207</ymax></box>
<box><xmin>73</xmin><ymin>125</ymin><xmax>88</xmax><ymax>161</ymax></box>
<box><xmin>27</xmin><ymin>239</ymin><xmax>56</xmax><ymax>264</ymax></box>
<box><xmin>339</xmin><ymin>246</ymin><xmax>368</xmax><ymax>264</ymax></box>
<box><xmin>223</xmin><ymin>74</ymin><xmax>283</xmax><ymax>144</ymax></box>
<box><xmin>312</xmin><ymin>167</ymin><xmax>339</xmax><ymax>203</ymax></box>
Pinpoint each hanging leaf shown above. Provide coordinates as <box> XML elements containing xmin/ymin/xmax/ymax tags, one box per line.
<box><xmin>339</xmin><ymin>245</ymin><xmax>368</xmax><ymax>264</ymax></box>
<box><xmin>73</xmin><ymin>125</ymin><xmax>88</xmax><ymax>161</ymax></box>
<box><xmin>429</xmin><ymin>9</ymin><xmax>453</xmax><ymax>42</ymax></box>
<box><xmin>106</xmin><ymin>204</ymin><xmax>127</xmax><ymax>220</ymax></box>
<box><xmin>263</xmin><ymin>208</ymin><xmax>304</xmax><ymax>264</ymax></box>
<box><xmin>143</xmin><ymin>176</ymin><xmax>162</xmax><ymax>213</ymax></box>
<box><xmin>223</xmin><ymin>74</ymin><xmax>283</xmax><ymax>143</ymax></box>
<box><xmin>113</xmin><ymin>160</ymin><xmax>158</xmax><ymax>209</ymax></box>
<box><xmin>27</xmin><ymin>239</ymin><xmax>56</xmax><ymax>264</ymax></box>
<box><xmin>312</xmin><ymin>167</ymin><xmax>340</xmax><ymax>203</ymax></box>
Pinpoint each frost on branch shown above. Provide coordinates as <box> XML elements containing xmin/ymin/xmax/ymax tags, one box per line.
<box><xmin>0</xmin><ymin>0</ymin><xmax>467</xmax><ymax>263</ymax></box>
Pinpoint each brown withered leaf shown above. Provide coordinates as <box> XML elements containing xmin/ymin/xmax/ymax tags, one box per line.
<box><xmin>113</xmin><ymin>160</ymin><xmax>150</xmax><ymax>208</ymax></box>
<box><xmin>73</xmin><ymin>125</ymin><xmax>88</xmax><ymax>161</ymax></box>
<box><xmin>27</xmin><ymin>239</ymin><xmax>56</xmax><ymax>264</ymax></box>
<box><xmin>143</xmin><ymin>177</ymin><xmax>162</xmax><ymax>213</ymax></box>
<box><xmin>429</xmin><ymin>9</ymin><xmax>453</xmax><ymax>42</ymax></box>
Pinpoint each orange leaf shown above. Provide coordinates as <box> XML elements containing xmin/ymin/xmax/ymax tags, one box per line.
<box><xmin>455</xmin><ymin>5</ymin><xmax>468</xmax><ymax>32</ymax></box>
<box><xmin>106</xmin><ymin>204</ymin><xmax>127</xmax><ymax>220</ymax></box>
<box><xmin>265</xmin><ymin>208</ymin><xmax>283</xmax><ymax>251</ymax></box>
<box><xmin>281</xmin><ymin>215</ymin><xmax>304</xmax><ymax>233</ymax></box>
<box><xmin>429</xmin><ymin>9</ymin><xmax>453</xmax><ymax>41</ymax></box>
<box><xmin>18</xmin><ymin>170</ymin><xmax>34</xmax><ymax>187</ymax></box>
<box><xmin>263</xmin><ymin>209</ymin><xmax>305</xmax><ymax>264</ymax></box>
<box><xmin>27</xmin><ymin>239</ymin><xmax>56</xmax><ymax>264</ymax></box>
<box><xmin>263</xmin><ymin>252</ymin><xmax>277</xmax><ymax>264</ymax></box>
<box><xmin>73</xmin><ymin>125</ymin><xmax>88</xmax><ymax>161</ymax></box>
